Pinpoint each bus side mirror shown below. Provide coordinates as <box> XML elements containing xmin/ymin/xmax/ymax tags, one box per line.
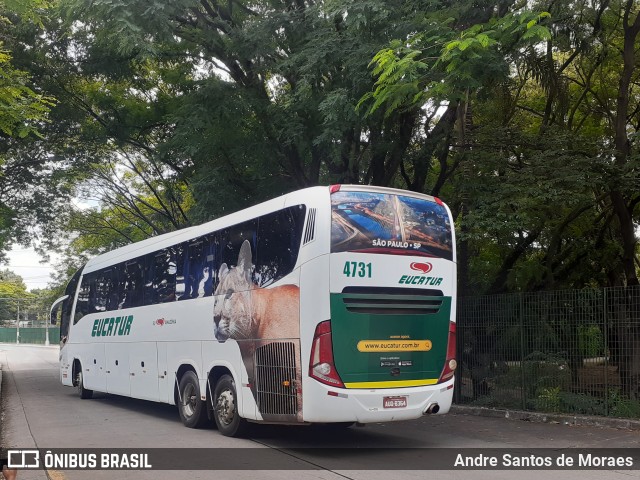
<box><xmin>50</xmin><ymin>295</ymin><xmax>69</xmax><ymax>325</ymax></box>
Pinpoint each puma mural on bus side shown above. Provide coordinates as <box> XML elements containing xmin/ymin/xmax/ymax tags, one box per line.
<box><xmin>213</xmin><ymin>240</ymin><xmax>300</xmax><ymax>342</ymax></box>
<box><xmin>212</xmin><ymin>239</ymin><xmax>302</xmax><ymax>420</ymax></box>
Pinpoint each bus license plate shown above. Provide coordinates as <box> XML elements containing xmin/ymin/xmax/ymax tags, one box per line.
<box><xmin>383</xmin><ymin>396</ymin><xmax>407</xmax><ymax>409</ymax></box>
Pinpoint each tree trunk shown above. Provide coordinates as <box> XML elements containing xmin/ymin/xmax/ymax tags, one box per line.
<box><xmin>608</xmin><ymin>1</ymin><xmax>640</xmax><ymax>400</ymax></box>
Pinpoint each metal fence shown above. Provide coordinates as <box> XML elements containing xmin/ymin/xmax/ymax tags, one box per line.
<box><xmin>0</xmin><ymin>327</ymin><xmax>60</xmax><ymax>344</ymax></box>
<box><xmin>455</xmin><ymin>286</ymin><xmax>640</xmax><ymax>418</ymax></box>
<box><xmin>0</xmin><ymin>297</ymin><xmax>58</xmax><ymax>345</ymax></box>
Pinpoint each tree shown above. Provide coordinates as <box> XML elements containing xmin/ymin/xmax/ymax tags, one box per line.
<box><xmin>0</xmin><ymin>268</ymin><xmax>32</xmax><ymax>326</ymax></box>
<box><xmin>0</xmin><ymin>0</ymin><xmax>64</xmax><ymax>260</ymax></box>
<box><xmin>0</xmin><ymin>48</ymin><xmax>53</xmax><ymax>137</ymax></box>
<box><xmin>609</xmin><ymin>0</ymin><xmax>640</xmax><ymax>287</ymax></box>
<box><xmin>47</xmin><ymin>1</ymin><xmax>452</xmax><ymax>214</ymax></box>
<box><xmin>0</xmin><ymin>0</ymin><xmax>54</xmax><ymax>137</ymax></box>
<box><xmin>0</xmin><ymin>0</ymin><xmax>462</xmax><ymax>253</ymax></box>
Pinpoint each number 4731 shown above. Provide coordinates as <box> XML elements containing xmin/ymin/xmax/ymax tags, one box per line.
<box><xmin>343</xmin><ymin>261</ymin><xmax>372</xmax><ymax>278</ymax></box>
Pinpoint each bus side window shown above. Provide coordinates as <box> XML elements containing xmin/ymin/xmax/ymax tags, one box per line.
<box><xmin>184</xmin><ymin>240</ymin><xmax>204</xmax><ymax>299</ymax></box>
<box><xmin>220</xmin><ymin>220</ymin><xmax>258</xmax><ymax>287</ymax></box>
<box><xmin>77</xmin><ymin>269</ymin><xmax>119</xmax><ymax>320</ymax></box>
<box><xmin>256</xmin><ymin>206</ymin><xmax>306</xmax><ymax>286</ymax></box>
<box><xmin>60</xmin><ymin>269</ymin><xmax>82</xmax><ymax>340</ymax></box>
<box><xmin>74</xmin><ymin>273</ymin><xmax>93</xmax><ymax>322</ymax></box>
<box><xmin>103</xmin><ymin>268</ymin><xmax>119</xmax><ymax>311</ymax></box>
<box><xmin>123</xmin><ymin>260</ymin><xmax>144</xmax><ymax>308</ymax></box>
<box><xmin>115</xmin><ymin>261</ymin><xmax>142</xmax><ymax>309</ymax></box>
<box><xmin>205</xmin><ymin>235</ymin><xmax>219</xmax><ymax>295</ymax></box>
<box><xmin>175</xmin><ymin>243</ymin><xmax>187</xmax><ymax>300</ymax></box>
<box><xmin>147</xmin><ymin>248</ymin><xmax>177</xmax><ymax>304</ymax></box>
<box><xmin>143</xmin><ymin>254</ymin><xmax>155</xmax><ymax>305</ymax></box>
<box><xmin>182</xmin><ymin>236</ymin><xmax>217</xmax><ymax>299</ymax></box>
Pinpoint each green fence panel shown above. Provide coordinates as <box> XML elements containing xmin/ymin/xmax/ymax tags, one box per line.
<box><xmin>0</xmin><ymin>328</ymin><xmax>17</xmax><ymax>343</ymax></box>
<box><xmin>0</xmin><ymin>327</ymin><xmax>60</xmax><ymax>344</ymax></box>
<box><xmin>50</xmin><ymin>327</ymin><xmax>60</xmax><ymax>343</ymax></box>
<box><xmin>18</xmin><ymin>327</ymin><xmax>59</xmax><ymax>345</ymax></box>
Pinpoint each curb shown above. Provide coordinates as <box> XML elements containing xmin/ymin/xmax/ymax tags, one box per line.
<box><xmin>450</xmin><ymin>405</ymin><xmax>640</xmax><ymax>430</ymax></box>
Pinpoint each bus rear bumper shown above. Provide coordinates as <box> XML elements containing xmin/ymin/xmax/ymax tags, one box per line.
<box><xmin>302</xmin><ymin>378</ymin><xmax>455</xmax><ymax>424</ymax></box>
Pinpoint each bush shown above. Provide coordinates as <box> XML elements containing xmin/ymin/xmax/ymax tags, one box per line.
<box><xmin>522</xmin><ymin>352</ymin><xmax>572</xmax><ymax>399</ymax></box>
<box><xmin>608</xmin><ymin>389</ymin><xmax>640</xmax><ymax>418</ymax></box>
<box><xmin>535</xmin><ymin>387</ymin><xmax>562</xmax><ymax>412</ymax></box>
<box><xmin>578</xmin><ymin>325</ymin><xmax>604</xmax><ymax>358</ymax></box>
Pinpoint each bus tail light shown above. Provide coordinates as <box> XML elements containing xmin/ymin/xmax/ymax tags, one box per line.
<box><xmin>309</xmin><ymin>321</ymin><xmax>344</xmax><ymax>388</ymax></box>
<box><xmin>329</xmin><ymin>184</ymin><xmax>341</xmax><ymax>194</ymax></box>
<box><xmin>438</xmin><ymin>322</ymin><xmax>457</xmax><ymax>383</ymax></box>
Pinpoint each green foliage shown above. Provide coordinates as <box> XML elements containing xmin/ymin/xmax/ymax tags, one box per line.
<box><xmin>535</xmin><ymin>386</ymin><xmax>562</xmax><ymax>412</ymax></box>
<box><xmin>0</xmin><ymin>49</ymin><xmax>55</xmax><ymax>137</ymax></box>
<box><xmin>436</xmin><ymin>12</ymin><xmax>550</xmax><ymax>90</ymax></box>
<box><xmin>359</xmin><ymin>43</ymin><xmax>427</xmax><ymax>116</ymax></box>
<box><xmin>0</xmin><ymin>0</ymin><xmax>63</xmax><ymax>261</ymax></box>
<box><xmin>0</xmin><ymin>0</ymin><xmax>55</xmax><ymax>138</ymax></box>
<box><xmin>0</xmin><ymin>268</ymin><xmax>32</xmax><ymax>326</ymax></box>
<box><xmin>553</xmin><ymin>389</ymin><xmax>640</xmax><ymax>418</ymax></box>
<box><xmin>0</xmin><ymin>268</ymin><xmax>29</xmax><ymax>297</ymax></box>
<box><xmin>355</xmin><ymin>0</ymin><xmax>640</xmax><ymax>293</ymax></box>
<box><xmin>22</xmin><ymin>0</ymin><xmax>450</xmax><ymax>242</ymax></box>
<box><xmin>361</xmin><ymin>9</ymin><xmax>551</xmax><ymax>115</ymax></box>
<box><xmin>557</xmin><ymin>391</ymin><xmax>607</xmax><ymax>416</ymax></box>
<box><xmin>473</xmin><ymin>385</ymin><xmax>638</xmax><ymax>417</ymax></box>
<box><xmin>577</xmin><ymin>325</ymin><xmax>604</xmax><ymax>358</ymax></box>
<box><xmin>2</xmin><ymin>0</ymin><xmax>52</xmax><ymax>24</ymax></box>
<box><xmin>609</xmin><ymin>389</ymin><xmax>640</xmax><ymax>418</ymax></box>
<box><xmin>522</xmin><ymin>352</ymin><xmax>572</xmax><ymax>398</ymax></box>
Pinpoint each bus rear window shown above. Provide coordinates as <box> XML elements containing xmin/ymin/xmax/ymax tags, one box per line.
<box><xmin>331</xmin><ymin>191</ymin><xmax>453</xmax><ymax>260</ymax></box>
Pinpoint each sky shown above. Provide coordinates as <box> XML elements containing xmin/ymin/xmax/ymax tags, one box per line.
<box><xmin>2</xmin><ymin>245</ymin><xmax>59</xmax><ymax>291</ymax></box>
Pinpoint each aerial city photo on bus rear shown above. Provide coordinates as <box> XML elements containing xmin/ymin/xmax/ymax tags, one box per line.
<box><xmin>50</xmin><ymin>184</ymin><xmax>457</xmax><ymax>437</ymax></box>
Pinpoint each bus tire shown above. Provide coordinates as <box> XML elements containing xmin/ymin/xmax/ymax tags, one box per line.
<box><xmin>213</xmin><ymin>374</ymin><xmax>248</xmax><ymax>437</ymax></box>
<box><xmin>75</xmin><ymin>365</ymin><xmax>93</xmax><ymax>399</ymax></box>
<box><xmin>178</xmin><ymin>371</ymin><xmax>208</xmax><ymax>428</ymax></box>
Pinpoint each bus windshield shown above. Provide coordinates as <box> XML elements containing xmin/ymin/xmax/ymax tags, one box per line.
<box><xmin>331</xmin><ymin>190</ymin><xmax>453</xmax><ymax>260</ymax></box>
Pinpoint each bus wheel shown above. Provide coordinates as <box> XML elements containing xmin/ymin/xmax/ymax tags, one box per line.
<box><xmin>178</xmin><ymin>371</ymin><xmax>208</xmax><ymax>428</ymax></box>
<box><xmin>213</xmin><ymin>374</ymin><xmax>248</xmax><ymax>437</ymax></box>
<box><xmin>75</xmin><ymin>365</ymin><xmax>93</xmax><ymax>399</ymax></box>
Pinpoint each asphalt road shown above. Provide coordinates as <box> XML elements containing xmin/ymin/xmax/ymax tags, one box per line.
<box><xmin>1</xmin><ymin>344</ymin><xmax>638</xmax><ymax>480</ymax></box>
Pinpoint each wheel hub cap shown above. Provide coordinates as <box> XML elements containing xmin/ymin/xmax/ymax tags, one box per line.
<box><xmin>216</xmin><ymin>390</ymin><xmax>235</xmax><ymax>426</ymax></box>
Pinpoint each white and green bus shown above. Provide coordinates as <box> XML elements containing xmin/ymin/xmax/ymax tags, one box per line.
<box><xmin>51</xmin><ymin>185</ymin><xmax>457</xmax><ymax>436</ymax></box>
